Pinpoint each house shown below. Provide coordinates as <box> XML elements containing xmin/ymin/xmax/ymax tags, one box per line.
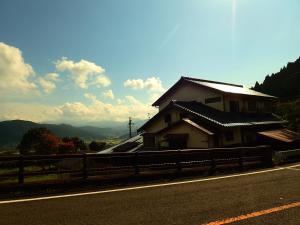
<box><xmin>137</xmin><ymin>76</ymin><xmax>300</xmax><ymax>150</ymax></box>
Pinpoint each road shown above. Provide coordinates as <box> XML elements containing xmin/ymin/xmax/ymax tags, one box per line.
<box><xmin>1</xmin><ymin>164</ymin><xmax>300</xmax><ymax>225</ymax></box>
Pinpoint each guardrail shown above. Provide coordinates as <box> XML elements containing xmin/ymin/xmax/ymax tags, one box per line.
<box><xmin>0</xmin><ymin>145</ymin><xmax>272</xmax><ymax>185</ymax></box>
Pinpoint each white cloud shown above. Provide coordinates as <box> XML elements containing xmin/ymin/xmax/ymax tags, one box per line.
<box><xmin>57</xmin><ymin>93</ymin><xmax>157</xmax><ymax>122</ymax></box>
<box><xmin>116</xmin><ymin>99</ymin><xmax>124</xmax><ymax>104</ymax></box>
<box><xmin>0</xmin><ymin>42</ymin><xmax>37</xmax><ymax>94</ymax></box>
<box><xmin>84</xmin><ymin>93</ymin><xmax>97</xmax><ymax>101</ymax></box>
<box><xmin>124</xmin><ymin>79</ymin><xmax>144</xmax><ymax>90</ymax></box>
<box><xmin>39</xmin><ymin>78</ymin><xmax>56</xmax><ymax>94</ymax></box>
<box><xmin>124</xmin><ymin>77</ymin><xmax>165</xmax><ymax>92</ymax></box>
<box><xmin>55</xmin><ymin>58</ymin><xmax>106</xmax><ymax>89</ymax></box>
<box><xmin>103</xmin><ymin>89</ymin><xmax>114</xmax><ymax>99</ymax></box>
<box><xmin>38</xmin><ymin>73</ymin><xmax>59</xmax><ymax>94</ymax></box>
<box><xmin>58</xmin><ymin>102</ymin><xmax>91</xmax><ymax>117</ymax></box>
<box><xmin>0</xmin><ymin>103</ymin><xmax>62</xmax><ymax>123</ymax></box>
<box><xmin>46</xmin><ymin>72</ymin><xmax>59</xmax><ymax>81</ymax></box>
<box><xmin>0</xmin><ymin>93</ymin><xmax>158</xmax><ymax>124</ymax></box>
<box><xmin>144</xmin><ymin>77</ymin><xmax>164</xmax><ymax>92</ymax></box>
<box><xmin>95</xmin><ymin>75</ymin><xmax>111</xmax><ymax>87</ymax></box>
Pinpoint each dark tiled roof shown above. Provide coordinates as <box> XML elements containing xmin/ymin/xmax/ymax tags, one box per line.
<box><xmin>138</xmin><ymin>100</ymin><xmax>286</xmax><ymax>132</ymax></box>
<box><xmin>155</xmin><ymin>118</ymin><xmax>214</xmax><ymax>136</ymax></box>
<box><xmin>173</xmin><ymin>101</ymin><xmax>286</xmax><ymax>127</ymax></box>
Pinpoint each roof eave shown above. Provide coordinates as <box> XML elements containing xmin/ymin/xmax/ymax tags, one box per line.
<box><xmin>152</xmin><ymin>76</ymin><xmax>187</xmax><ymax>106</ymax></box>
<box><xmin>137</xmin><ymin>101</ymin><xmax>176</xmax><ymax>132</ymax></box>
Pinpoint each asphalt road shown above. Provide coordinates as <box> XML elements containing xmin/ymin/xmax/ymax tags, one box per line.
<box><xmin>1</xmin><ymin>165</ymin><xmax>300</xmax><ymax>225</ymax></box>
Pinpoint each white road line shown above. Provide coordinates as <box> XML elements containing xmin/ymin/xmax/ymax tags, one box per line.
<box><xmin>2</xmin><ymin>165</ymin><xmax>297</xmax><ymax>205</ymax></box>
<box><xmin>278</xmin><ymin>164</ymin><xmax>300</xmax><ymax>171</ymax></box>
<box><xmin>286</xmin><ymin>164</ymin><xmax>300</xmax><ymax>169</ymax></box>
<box><xmin>286</xmin><ymin>168</ymin><xmax>300</xmax><ymax>171</ymax></box>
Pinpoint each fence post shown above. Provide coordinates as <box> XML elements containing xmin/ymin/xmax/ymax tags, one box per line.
<box><xmin>209</xmin><ymin>150</ymin><xmax>216</xmax><ymax>175</ymax></box>
<box><xmin>18</xmin><ymin>155</ymin><xmax>24</xmax><ymax>185</ymax></box>
<box><xmin>83</xmin><ymin>153</ymin><xmax>88</xmax><ymax>179</ymax></box>
<box><xmin>263</xmin><ymin>146</ymin><xmax>273</xmax><ymax>167</ymax></box>
<box><xmin>176</xmin><ymin>149</ymin><xmax>182</xmax><ymax>172</ymax></box>
<box><xmin>239</xmin><ymin>148</ymin><xmax>244</xmax><ymax>171</ymax></box>
<box><xmin>134</xmin><ymin>152</ymin><xmax>140</xmax><ymax>175</ymax></box>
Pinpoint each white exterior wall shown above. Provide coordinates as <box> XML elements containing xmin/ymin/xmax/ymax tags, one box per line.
<box><xmin>156</xmin><ymin>123</ymin><xmax>211</xmax><ymax>149</ymax></box>
<box><xmin>145</xmin><ymin>108</ymin><xmax>183</xmax><ymax>133</ymax></box>
<box><xmin>158</xmin><ymin>83</ymin><xmax>224</xmax><ymax>111</ymax></box>
<box><xmin>220</xmin><ymin>127</ymin><xmax>242</xmax><ymax>146</ymax></box>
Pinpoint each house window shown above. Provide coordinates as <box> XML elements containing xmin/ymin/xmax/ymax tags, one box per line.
<box><xmin>248</xmin><ymin>100</ymin><xmax>257</xmax><ymax>111</ymax></box>
<box><xmin>179</xmin><ymin>113</ymin><xmax>187</xmax><ymax>120</ymax></box>
<box><xmin>225</xmin><ymin>131</ymin><xmax>234</xmax><ymax>141</ymax></box>
<box><xmin>143</xmin><ymin>134</ymin><xmax>155</xmax><ymax>147</ymax></box>
<box><xmin>245</xmin><ymin>134</ymin><xmax>255</xmax><ymax>143</ymax></box>
<box><xmin>205</xmin><ymin>97</ymin><xmax>222</xmax><ymax>104</ymax></box>
<box><xmin>164</xmin><ymin>114</ymin><xmax>172</xmax><ymax>123</ymax></box>
<box><xmin>265</xmin><ymin>102</ymin><xmax>273</xmax><ymax>112</ymax></box>
<box><xmin>229</xmin><ymin>101</ymin><xmax>239</xmax><ymax>112</ymax></box>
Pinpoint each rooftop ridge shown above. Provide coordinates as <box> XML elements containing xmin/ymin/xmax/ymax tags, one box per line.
<box><xmin>182</xmin><ymin>76</ymin><xmax>243</xmax><ymax>88</ymax></box>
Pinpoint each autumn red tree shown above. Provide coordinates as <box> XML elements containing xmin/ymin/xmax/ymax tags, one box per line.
<box><xmin>18</xmin><ymin>128</ymin><xmax>61</xmax><ymax>155</ymax></box>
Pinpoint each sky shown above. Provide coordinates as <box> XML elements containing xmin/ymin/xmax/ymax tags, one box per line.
<box><xmin>0</xmin><ymin>0</ymin><xmax>299</xmax><ymax>126</ymax></box>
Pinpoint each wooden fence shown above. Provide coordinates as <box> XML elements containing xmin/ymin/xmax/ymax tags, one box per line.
<box><xmin>274</xmin><ymin>148</ymin><xmax>300</xmax><ymax>164</ymax></box>
<box><xmin>0</xmin><ymin>145</ymin><xmax>272</xmax><ymax>185</ymax></box>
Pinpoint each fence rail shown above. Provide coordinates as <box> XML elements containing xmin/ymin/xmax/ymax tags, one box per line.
<box><xmin>274</xmin><ymin>148</ymin><xmax>300</xmax><ymax>164</ymax></box>
<box><xmin>0</xmin><ymin>145</ymin><xmax>272</xmax><ymax>185</ymax></box>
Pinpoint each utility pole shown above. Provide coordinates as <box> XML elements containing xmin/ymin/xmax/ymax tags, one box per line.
<box><xmin>128</xmin><ymin>117</ymin><xmax>134</xmax><ymax>138</ymax></box>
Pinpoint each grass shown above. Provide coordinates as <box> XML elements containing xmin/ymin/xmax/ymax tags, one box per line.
<box><xmin>0</xmin><ymin>167</ymin><xmax>18</xmax><ymax>175</ymax></box>
<box><xmin>0</xmin><ymin>174</ymin><xmax>62</xmax><ymax>185</ymax></box>
<box><xmin>97</xmin><ymin>137</ymin><xmax>124</xmax><ymax>149</ymax></box>
<box><xmin>0</xmin><ymin>164</ymin><xmax>70</xmax><ymax>185</ymax></box>
<box><xmin>0</xmin><ymin>165</ymin><xmax>53</xmax><ymax>175</ymax></box>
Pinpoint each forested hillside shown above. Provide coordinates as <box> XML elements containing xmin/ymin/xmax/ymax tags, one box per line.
<box><xmin>0</xmin><ymin>120</ymin><xmax>122</xmax><ymax>146</ymax></box>
<box><xmin>253</xmin><ymin>57</ymin><xmax>300</xmax><ymax>99</ymax></box>
<box><xmin>253</xmin><ymin>56</ymin><xmax>300</xmax><ymax>132</ymax></box>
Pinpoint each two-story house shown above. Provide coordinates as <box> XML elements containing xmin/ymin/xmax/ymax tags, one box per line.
<box><xmin>138</xmin><ymin>76</ymin><xmax>300</xmax><ymax>150</ymax></box>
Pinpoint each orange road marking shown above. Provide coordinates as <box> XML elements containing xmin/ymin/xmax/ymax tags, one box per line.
<box><xmin>203</xmin><ymin>201</ymin><xmax>300</xmax><ymax>225</ymax></box>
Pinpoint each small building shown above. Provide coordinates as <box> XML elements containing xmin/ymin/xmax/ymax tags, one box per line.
<box><xmin>138</xmin><ymin>76</ymin><xmax>299</xmax><ymax>150</ymax></box>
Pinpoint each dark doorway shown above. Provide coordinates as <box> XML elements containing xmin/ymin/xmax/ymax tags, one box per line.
<box><xmin>229</xmin><ymin>101</ymin><xmax>239</xmax><ymax>112</ymax></box>
<box><xmin>164</xmin><ymin>134</ymin><xmax>188</xmax><ymax>149</ymax></box>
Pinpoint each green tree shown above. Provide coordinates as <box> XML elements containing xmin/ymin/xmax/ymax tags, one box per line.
<box><xmin>58</xmin><ymin>142</ymin><xmax>76</xmax><ymax>154</ymax></box>
<box><xmin>89</xmin><ymin>141</ymin><xmax>106</xmax><ymax>151</ymax></box>
<box><xmin>275</xmin><ymin>99</ymin><xmax>300</xmax><ymax>131</ymax></box>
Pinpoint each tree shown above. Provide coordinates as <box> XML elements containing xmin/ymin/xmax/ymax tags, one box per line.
<box><xmin>62</xmin><ymin>137</ymin><xmax>87</xmax><ymax>151</ymax></box>
<box><xmin>58</xmin><ymin>142</ymin><xmax>76</xmax><ymax>154</ymax></box>
<box><xmin>18</xmin><ymin>128</ymin><xmax>60</xmax><ymax>155</ymax></box>
<box><xmin>275</xmin><ymin>99</ymin><xmax>300</xmax><ymax>132</ymax></box>
<box><xmin>89</xmin><ymin>141</ymin><xmax>106</xmax><ymax>151</ymax></box>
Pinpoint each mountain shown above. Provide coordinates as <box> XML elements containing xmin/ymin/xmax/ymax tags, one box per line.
<box><xmin>253</xmin><ymin>56</ymin><xmax>300</xmax><ymax>99</ymax></box>
<box><xmin>253</xmin><ymin>56</ymin><xmax>300</xmax><ymax>131</ymax></box>
<box><xmin>0</xmin><ymin>120</ymin><xmax>129</xmax><ymax>146</ymax></box>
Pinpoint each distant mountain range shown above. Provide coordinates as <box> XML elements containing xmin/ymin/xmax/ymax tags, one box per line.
<box><xmin>0</xmin><ymin>120</ymin><xmax>145</xmax><ymax>146</ymax></box>
<box><xmin>253</xmin><ymin>56</ymin><xmax>300</xmax><ymax>99</ymax></box>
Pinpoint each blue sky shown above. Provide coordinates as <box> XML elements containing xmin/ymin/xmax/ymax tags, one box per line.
<box><xmin>0</xmin><ymin>0</ymin><xmax>299</xmax><ymax>125</ymax></box>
